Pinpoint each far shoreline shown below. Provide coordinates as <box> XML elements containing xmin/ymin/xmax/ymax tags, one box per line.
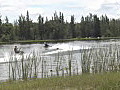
<box><xmin>0</xmin><ymin>37</ymin><xmax>120</xmax><ymax>45</ymax></box>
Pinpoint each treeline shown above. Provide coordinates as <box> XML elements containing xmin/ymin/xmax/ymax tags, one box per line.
<box><xmin>0</xmin><ymin>11</ymin><xmax>120</xmax><ymax>41</ymax></box>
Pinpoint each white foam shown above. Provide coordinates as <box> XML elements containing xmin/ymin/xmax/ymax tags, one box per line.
<box><xmin>0</xmin><ymin>43</ymin><xmax>91</xmax><ymax>62</ymax></box>
<box><xmin>44</xmin><ymin>43</ymin><xmax>91</xmax><ymax>55</ymax></box>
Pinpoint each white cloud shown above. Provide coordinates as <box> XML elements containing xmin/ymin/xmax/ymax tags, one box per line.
<box><xmin>0</xmin><ymin>0</ymin><xmax>120</xmax><ymax>22</ymax></box>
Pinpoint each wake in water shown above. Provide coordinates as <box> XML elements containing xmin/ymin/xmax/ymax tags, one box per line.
<box><xmin>0</xmin><ymin>43</ymin><xmax>91</xmax><ymax>63</ymax></box>
<box><xmin>43</xmin><ymin>43</ymin><xmax>91</xmax><ymax>55</ymax></box>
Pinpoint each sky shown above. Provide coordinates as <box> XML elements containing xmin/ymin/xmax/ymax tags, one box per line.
<box><xmin>0</xmin><ymin>0</ymin><xmax>120</xmax><ymax>23</ymax></box>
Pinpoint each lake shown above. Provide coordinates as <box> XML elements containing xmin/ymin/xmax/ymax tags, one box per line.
<box><xmin>0</xmin><ymin>39</ymin><xmax>120</xmax><ymax>81</ymax></box>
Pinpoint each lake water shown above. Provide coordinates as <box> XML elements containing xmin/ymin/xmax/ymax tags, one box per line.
<box><xmin>0</xmin><ymin>39</ymin><xmax>120</xmax><ymax>81</ymax></box>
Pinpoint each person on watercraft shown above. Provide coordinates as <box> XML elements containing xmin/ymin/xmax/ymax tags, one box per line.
<box><xmin>14</xmin><ymin>46</ymin><xmax>24</xmax><ymax>54</ymax></box>
<box><xmin>44</xmin><ymin>43</ymin><xmax>49</xmax><ymax>48</ymax></box>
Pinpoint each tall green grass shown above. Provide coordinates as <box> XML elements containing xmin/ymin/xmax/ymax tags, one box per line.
<box><xmin>1</xmin><ymin>72</ymin><xmax>120</xmax><ymax>90</ymax></box>
<box><xmin>81</xmin><ymin>44</ymin><xmax>120</xmax><ymax>73</ymax></box>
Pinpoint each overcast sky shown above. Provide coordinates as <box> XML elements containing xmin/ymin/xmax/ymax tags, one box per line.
<box><xmin>0</xmin><ymin>0</ymin><xmax>120</xmax><ymax>23</ymax></box>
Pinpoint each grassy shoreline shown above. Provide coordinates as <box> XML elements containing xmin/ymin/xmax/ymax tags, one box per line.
<box><xmin>1</xmin><ymin>37</ymin><xmax>120</xmax><ymax>44</ymax></box>
<box><xmin>0</xmin><ymin>72</ymin><xmax>120</xmax><ymax>90</ymax></box>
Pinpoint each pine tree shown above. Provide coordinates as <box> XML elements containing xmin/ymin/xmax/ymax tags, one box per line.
<box><xmin>5</xmin><ymin>16</ymin><xmax>9</xmax><ymax>24</ymax></box>
<box><xmin>38</xmin><ymin>15</ymin><xmax>44</xmax><ymax>40</ymax></box>
<box><xmin>0</xmin><ymin>15</ymin><xmax>2</xmax><ymax>37</ymax></box>
<box><xmin>26</xmin><ymin>10</ymin><xmax>32</xmax><ymax>40</ymax></box>
<box><xmin>80</xmin><ymin>16</ymin><xmax>86</xmax><ymax>37</ymax></box>
<box><xmin>70</xmin><ymin>15</ymin><xmax>76</xmax><ymax>38</ymax></box>
<box><xmin>18</xmin><ymin>15</ymin><xmax>26</xmax><ymax>40</ymax></box>
<box><xmin>93</xmin><ymin>15</ymin><xmax>101</xmax><ymax>37</ymax></box>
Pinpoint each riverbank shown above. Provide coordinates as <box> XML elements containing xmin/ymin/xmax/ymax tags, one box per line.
<box><xmin>1</xmin><ymin>37</ymin><xmax>120</xmax><ymax>44</ymax></box>
<box><xmin>0</xmin><ymin>72</ymin><xmax>120</xmax><ymax>90</ymax></box>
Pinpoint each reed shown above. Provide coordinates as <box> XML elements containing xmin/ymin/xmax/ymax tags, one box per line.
<box><xmin>81</xmin><ymin>44</ymin><xmax>120</xmax><ymax>73</ymax></box>
<box><xmin>5</xmin><ymin>43</ymin><xmax>120</xmax><ymax>81</ymax></box>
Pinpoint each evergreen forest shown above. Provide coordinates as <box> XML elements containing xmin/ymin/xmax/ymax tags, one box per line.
<box><xmin>0</xmin><ymin>11</ymin><xmax>119</xmax><ymax>42</ymax></box>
